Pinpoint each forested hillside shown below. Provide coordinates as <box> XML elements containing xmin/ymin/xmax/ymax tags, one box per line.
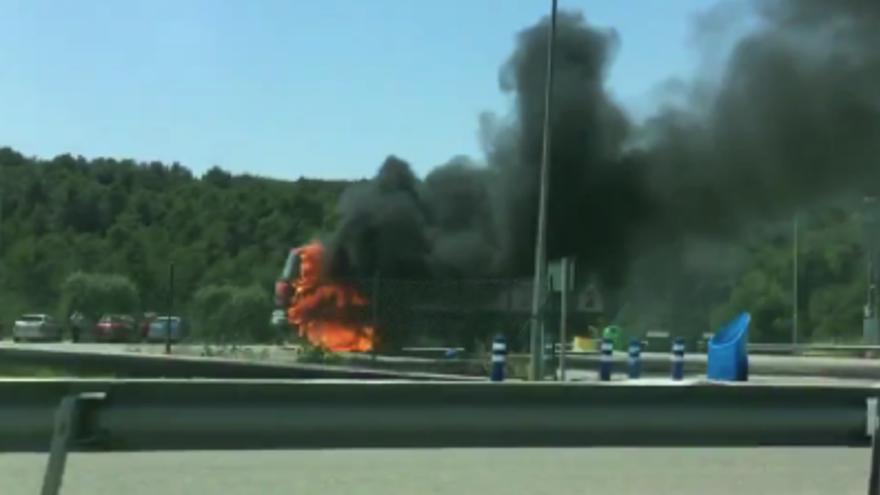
<box><xmin>0</xmin><ymin>145</ymin><xmax>873</xmax><ymax>344</ymax></box>
<box><xmin>0</xmin><ymin>147</ymin><xmax>349</xmax><ymax>336</ymax></box>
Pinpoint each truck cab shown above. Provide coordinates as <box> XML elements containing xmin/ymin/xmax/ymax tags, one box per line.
<box><xmin>274</xmin><ymin>248</ymin><xmax>302</xmax><ymax>312</ymax></box>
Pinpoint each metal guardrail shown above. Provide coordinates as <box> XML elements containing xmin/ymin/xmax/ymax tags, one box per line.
<box><xmin>7</xmin><ymin>342</ymin><xmax>880</xmax><ymax>382</ymax></box>
<box><xmin>555</xmin><ymin>342</ymin><xmax>880</xmax><ymax>356</ymax></box>
<box><xmin>2</xmin><ymin>379</ymin><xmax>875</xmax><ymax>453</ymax></box>
<box><xmin>339</xmin><ymin>349</ymin><xmax>880</xmax><ymax>380</ymax></box>
<box><xmin>1</xmin><ymin>379</ymin><xmax>879</xmax><ymax>494</ymax></box>
<box><xmin>749</xmin><ymin>343</ymin><xmax>880</xmax><ymax>354</ymax></box>
<box><xmin>559</xmin><ymin>353</ymin><xmax>880</xmax><ymax>379</ymax></box>
<box><xmin>0</xmin><ymin>345</ymin><xmax>479</xmax><ymax>381</ymax></box>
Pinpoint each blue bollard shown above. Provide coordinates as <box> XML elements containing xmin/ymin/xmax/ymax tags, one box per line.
<box><xmin>491</xmin><ymin>335</ymin><xmax>507</xmax><ymax>382</ymax></box>
<box><xmin>599</xmin><ymin>338</ymin><xmax>613</xmax><ymax>382</ymax></box>
<box><xmin>671</xmin><ymin>338</ymin><xmax>685</xmax><ymax>381</ymax></box>
<box><xmin>628</xmin><ymin>337</ymin><xmax>642</xmax><ymax>379</ymax></box>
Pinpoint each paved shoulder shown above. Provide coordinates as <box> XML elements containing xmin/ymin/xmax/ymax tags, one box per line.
<box><xmin>2</xmin><ymin>448</ymin><xmax>870</xmax><ymax>495</ymax></box>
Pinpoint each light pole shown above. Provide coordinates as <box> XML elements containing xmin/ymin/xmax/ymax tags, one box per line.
<box><xmin>528</xmin><ymin>0</ymin><xmax>559</xmax><ymax>381</ymax></box>
<box><xmin>0</xmin><ymin>188</ymin><xmax>4</xmax><ymax>287</ymax></box>
<box><xmin>864</xmin><ymin>196</ymin><xmax>879</xmax><ymax>347</ymax></box>
<box><xmin>792</xmin><ymin>214</ymin><xmax>798</xmax><ymax>345</ymax></box>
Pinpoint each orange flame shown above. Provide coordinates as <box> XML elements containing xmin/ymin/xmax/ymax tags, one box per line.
<box><xmin>286</xmin><ymin>242</ymin><xmax>375</xmax><ymax>352</ymax></box>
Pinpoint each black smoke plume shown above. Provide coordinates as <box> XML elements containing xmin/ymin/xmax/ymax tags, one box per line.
<box><xmin>324</xmin><ymin>0</ymin><xmax>880</xmax><ymax>292</ymax></box>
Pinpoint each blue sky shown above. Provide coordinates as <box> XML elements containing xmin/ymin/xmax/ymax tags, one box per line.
<box><xmin>0</xmin><ymin>0</ymin><xmax>718</xmax><ymax>180</ymax></box>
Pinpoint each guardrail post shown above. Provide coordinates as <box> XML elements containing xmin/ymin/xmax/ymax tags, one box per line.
<box><xmin>490</xmin><ymin>335</ymin><xmax>507</xmax><ymax>382</ymax></box>
<box><xmin>599</xmin><ymin>338</ymin><xmax>613</xmax><ymax>382</ymax></box>
<box><xmin>41</xmin><ymin>392</ymin><xmax>106</xmax><ymax>495</ymax></box>
<box><xmin>868</xmin><ymin>397</ymin><xmax>879</xmax><ymax>495</ymax></box>
<box><xmin>671</xmin><ymin>338</ymin><xmax>685</xmax><ymax>381</ymax></box>
<box><xmin>628</xmin><ymin>338</ymin><xmax>642</xmax><ymax>379</ymax></box>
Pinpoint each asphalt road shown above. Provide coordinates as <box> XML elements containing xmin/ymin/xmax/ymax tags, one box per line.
<box><xmin>3</xmin><ymin>448</ymin><xmax>871</xmax><ymax>495</ymax></box>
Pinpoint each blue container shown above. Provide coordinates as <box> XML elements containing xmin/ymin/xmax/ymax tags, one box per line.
<box><xmin>707</xmin><ymin>313</ymin><xmax>750</xmax><ymax>381</ymax></box>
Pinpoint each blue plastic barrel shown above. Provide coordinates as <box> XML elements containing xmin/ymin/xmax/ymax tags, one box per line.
<box><xmin>707</xmin><ymin>312</ymin><xmax>750</xmax><ymax>381</ymax></box>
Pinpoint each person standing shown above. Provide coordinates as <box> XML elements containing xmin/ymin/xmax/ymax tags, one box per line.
<box><xmin>69</xmin><ymin>311</ymin><xmax>84</xmax><ymax>343</ymax></box>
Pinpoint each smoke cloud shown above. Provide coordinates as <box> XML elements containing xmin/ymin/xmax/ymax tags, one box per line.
<box><xmin>323</xmin><ymin>0</ymin><xmax>880</xmax><ymax>291</ymax></box>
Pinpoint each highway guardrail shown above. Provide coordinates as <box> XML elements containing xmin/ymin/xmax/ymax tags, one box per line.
<box><xmin>2</xmin><ymin>378</ymin><xmax>875</xmax><ymax>453</ymax></box>
<box><xmin>0</xmin><ymin>346</ymin><xmax>480</xmax><ymax>381</ymax></box>
<box><xmin>749</xmin><ymin>343</ymin><xmax>880</xmax><ymax>355</ymax></box>
<box><xmin>9</xmin><ymin>379</ymin><xmax>877</xmax><ymax>495</ymax></box>
<box><xmin>7</xmin><ymin>343</ymin><xmax>880</xmax><ymax>381</ymax></box>
<box><xmin>337</xmin><ymin>349</ymin><xmax>880</xmax><ymax>380</ymax></box>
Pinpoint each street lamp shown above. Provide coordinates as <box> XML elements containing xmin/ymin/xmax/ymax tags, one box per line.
<box><xmin>0</xmin><ymin>188</ymin><xmax>4</xmax><ymax>286</ymax></box>
<box><xmin>792</xmin><ymin>214</ymin><xmax>798</xmax><ymax>345</ymax></box>
<box><xmin>528</xmin><ymin>0</ymin><xmax>559</xmax><ymax>381</ymax></box>
<box><xmin>864</xmin><ymin>196</ymin><xmax>879</xmax><ymax>347</ymax></box>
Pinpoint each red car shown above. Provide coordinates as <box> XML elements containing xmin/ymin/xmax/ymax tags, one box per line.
<box><xmin>95</xmin><ymin>315</ymin><xmax>138</xmax><ymax>343</ymax></box>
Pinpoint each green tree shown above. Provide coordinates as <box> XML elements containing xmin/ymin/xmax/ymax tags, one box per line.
<box><xmin>60</xmin><ymin>271</ymin><xmax>140</xmax><ymax>323</ymax></box>
<box><xmin>189</xmin><ymin>284</ymin><xmax>276</xmax><ymax>344</ymax></box>
<box><xmin>0</xmin><ymin>147</ymin><xmax>347</xmax><ymax>319</ymax></box>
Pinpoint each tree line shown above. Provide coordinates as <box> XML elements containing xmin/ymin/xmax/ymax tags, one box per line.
<box><xmin>0</xmin><ymin>147</ymin><xmax>349</xmax><ymax>342</ymax></box>
<box><xmin>0</xmin><ymin>146</ymin><xmax>874</xmax><ymax>345</ymax></box>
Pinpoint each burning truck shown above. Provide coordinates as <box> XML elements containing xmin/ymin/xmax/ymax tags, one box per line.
<box><xmin>275</xmin><ymin>241</ymin><xmax>606</xmax><ymax>353</ymax></box>
<box><xmin>275</xmin><ymin>242</ymin><xmax>375</xmax><ymax>352</ymax></box>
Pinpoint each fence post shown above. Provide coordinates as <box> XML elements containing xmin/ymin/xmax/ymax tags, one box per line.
<box><xmin>599</xmin><ymin>337</ymin><xmax>613</xmax><ymax>382</ymax></box>
<box><xmin>544</xmin><ymin>342</ymin><xmax>556</xmax><ymax>381</ymax></box>
<box><xmin>628</xmin><ymin>337</ymin><xmax>642</xmax><ymax>379</ymax></box>
<box><xmin>867</xmin><ymin>397</ymin><xmax>879</xmax><ymax>495</ymax></box>
<box><xmin>491</xmin><ymin>335</ymin><xmax>507</xmax><ymax>382</ymax></box>
<box><xmin>671</xmin><ymin>338</ymin><xmax>685</xmax><ymax>381</ymax></box>
<box><xmin>371</xmin><ymin>272</ymin><xmax>380</xmax><ymax>360</ymax></box>
<box><xmin>165</xmin><ymin>262</ymin><xmax>175</xmax><ymax>355</ymax></box>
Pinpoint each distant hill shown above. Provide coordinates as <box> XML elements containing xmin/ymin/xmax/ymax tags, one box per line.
<box><xmin>0</xmin><ymin>147</ymin><xmax>350</xmax><ymax>321</ymax></box>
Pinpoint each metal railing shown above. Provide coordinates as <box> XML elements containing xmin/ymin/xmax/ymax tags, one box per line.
<box><xmin>0</xmin><ymin>345</ymin><xmax>479</xmax><ymax>381</ymax></box>
<box><xmin>7</xmin><ymin>341</ymin><xmax>880</xmax><ymax>381</ymax></box>
<box><xmin>2</xmin><ymin>378</ymin><xmax>878</xmax><ymax>494</ymax></box>
<box><xmin>749</xmin><ymin>343</ymin><xmax>880</xmax><ymax>355</ymax></box>
<box><xmin>553</xmin><ymin>341</ymin><xmax>880</xmax><ymax>358</ymax></box>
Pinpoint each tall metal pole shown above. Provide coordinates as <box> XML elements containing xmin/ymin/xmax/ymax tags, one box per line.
<box><xmin>792</xmin><ymin>214</ymin><xmax>798</xmax><ymax>345</ymax></box>
<box><xmin>0</xmin><ymin>188</ymin><xmax>4</xmax><ymax>285</ymax></box>
<box><xmin>165</xmin><ymin>262</ymin><xmax>175</xmax><ymax>355</ymax></box>
<box><xmin>864</xmin><ymin>196</ymin><xmax>879</xmax><ymax>348</ymax></box>
<box><xmin>528</xmin><ymin>0</ymin><xmax>558</xmax><ymax>382</ymax></box>
<box><xmin>558</xmin><ymin>257</ymin><xmax>569</xmax><ymax>381</ymax></box>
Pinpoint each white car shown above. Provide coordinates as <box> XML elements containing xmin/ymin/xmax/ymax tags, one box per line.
<box><xmin>13</xmin><ymin>314</ymin><xmax>63</xmax><ymax>342</ymax></box>
<box><xmin>271</xmin><ymin>310</ymin><xmax>287</xmax><ymax>326</ymax></box>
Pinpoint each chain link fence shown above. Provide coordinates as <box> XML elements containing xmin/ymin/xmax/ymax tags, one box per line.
<box><xmin>2</xmin><ymin>272</ymin><xmax>604</xmax><ymax>358</ymax></box>
<box><xmin>365</xmin><ymin>278</ymin><xmax>534</xmax><ymax>352</ymax></box>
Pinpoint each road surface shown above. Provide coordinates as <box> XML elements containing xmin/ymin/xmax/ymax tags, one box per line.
<box><xmin>3</xmin><ymin>448</ymin><xmax>871</xmax><ymax>495</ymax></box>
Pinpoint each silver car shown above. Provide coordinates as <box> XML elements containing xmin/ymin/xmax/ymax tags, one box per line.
<box><xmin>145</xmin><ymin>316</ymin><xmax>183</xmax><ymax>343</ymax></box>
<box><xmin>13</xmin><ymin>314</ymin><xmax>63</xmax><ymax>342</ymax></box>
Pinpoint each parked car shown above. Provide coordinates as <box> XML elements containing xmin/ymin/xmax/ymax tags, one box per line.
<box><xmin>94</xmin><ymin>314</ymin><xmax>138</xmax><ymax>343</ymax></box>
<box><xmin>145</xmin><ymin>316</ymin><xmax>184</xmax><ymax>343</ymax></box>
<box><xmin>13</xmin><ymin>314</ymin><xmax>63</xmax><ymax>343</ymax></box>
<box><xmin>140</xmin><ymin>312</ymin><xmax>159</xmax><ymax>340</ymax></box>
